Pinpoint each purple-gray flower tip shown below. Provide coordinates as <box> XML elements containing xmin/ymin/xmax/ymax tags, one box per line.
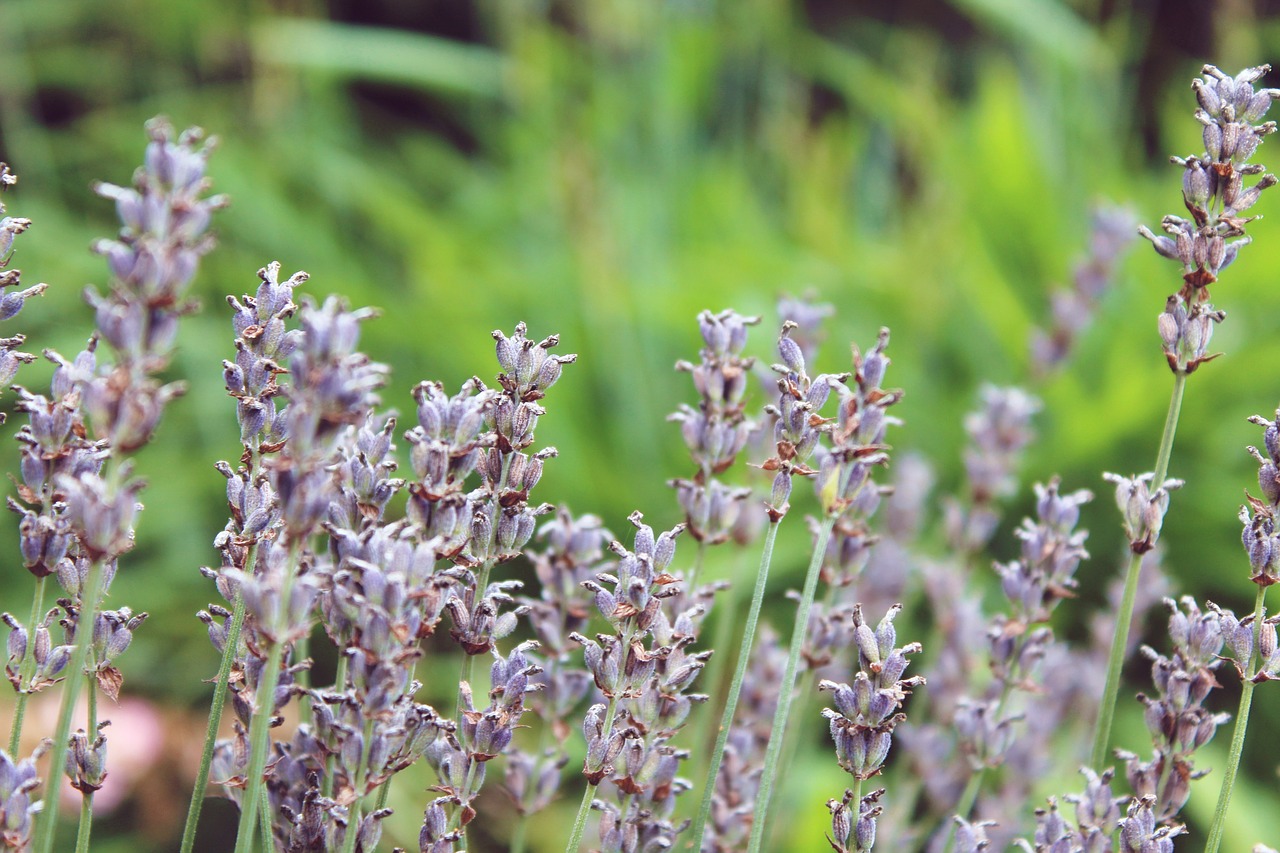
<box><xmin>1117</xmin><ymin>796</ymin><xmax>1185</xmax><ymax>852</ymax></box>
<box><xmin>1103</xmin><ymin>472</ymin><xmax>1183</xmax><ymax>553</ymax></box>
<box><xmin>66</xmin><ymin>721</ymin><xmax>110</xmax><ymax>793</ymax></box>
<box><xmin>951</xmin><ymin>816</ymin><xmax>995</xmax><ymax>852</ymax></box>
<box><xmin>492</xmin><ymin>322</ymin><xmax>577</xmax><ymax>401</ymax></box>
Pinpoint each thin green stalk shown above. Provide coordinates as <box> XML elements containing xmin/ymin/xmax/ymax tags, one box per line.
<box><xmin>8</xmin><ymin>574</ymin><xmax>47</xmax><ymax>755</ymax></box>
<box><xmin>944</xmin><ymin>769</ymin><xmax>986</xmax><ymax>852</ymax></box>
<box><xmin>746</xmin><ymin>516</ymin><xmax>836</xmax><ymax>853</ymax></box>
<box><xmin>322</xmin><ymin>653</ymin><xmax>349</xmax><ymax>800</ymax></box>
<box><xmin>687</xmin><ymin>522</ymin><xmax>780</xmax><ymax>850</ymax></box>
<box><xmin>181</xmin><ymin>435</ymin><xmax>263</xmax><ymax>852</ymax></box>
<box><xmin>758</xmin><ymin>577</ymin><xmax>842</xmax><ymax>846</ymax></box>
<box><xmin>233</xmin><ymin>541</ymin><xmax>303</xmax><ymax>853</ymax></box>
<box><xmin>848</xmin><ymin>777</ymin><xmax>864</xmax><ymax>847</ymax></box>
<box><xmin>232</xmin><ymin>638</ymin><xmax>286</xmax><ymax>853</ymax></box>
<box><xmin>455</xmin><ymin>557</ymin><xmax>496</xmax><ymax>720</ymax></box>
<box><xmin>73</xmin><ymin>686</ymin><xmax>97</xmax><ymax>853</ymax></box>
<box><xmin>179</xmin><ymin>583</ymin><xmax>251</xmax><ymax>853</ymax></box>
<box><xmin>510</xmin><ymin>812</ymin><xmax>532</xmax><ymax>853</ymax></box>
<box><xmin>258</xmin><ymin>785</ymin><xmax>275</xmax><ymax>853</ymax></box>
<box><xmin>1205</xmin><ymin>584</ymin><xmax>1269</xmax><ymax>853</ymax></box>
<box><xmin>564</xmin><ymin>694</ymin><xmax>621</xmax><ymax>853</ymax></box>
<box><xmin>33</xmin><ymin>557</ymin><xmax>105</xmax><ymax>853</ymax></box>
<box><xmin>1090</xmin><ymin>372</ymin><xmax>1186</xmax><ymax>771</ymax></box>
<box><xmin>341</xmin><ymin>718</ymin><xmax>377</xmax><ymax>853</ymax></box>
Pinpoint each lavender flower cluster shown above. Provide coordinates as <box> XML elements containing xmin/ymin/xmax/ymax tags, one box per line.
<box><xmin>0</xmin><ymin>60</ymin><xmax>1278</xmax><ymax>853</ymax></box>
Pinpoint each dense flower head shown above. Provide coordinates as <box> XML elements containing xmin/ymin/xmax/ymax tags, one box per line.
<box><xmin>1119</xmin><ymin>598</ymin><xmax>1231</xmax><ymax>820</ymax></box>
<box><xmin>1103</xmin><ymin>472</ymin><xmax>1183</xmax><ymax>554</ymax></box>
<box><xmin>1140</xmin><ymin>65</ymin><xmax>1278</xmax><ymax>302</ymax></box>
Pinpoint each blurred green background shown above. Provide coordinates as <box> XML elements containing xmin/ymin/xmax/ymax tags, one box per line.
<box><xmin>3</xmin><ymin>0</ymin><xmax>1280</xmax><ymax>849</ymax></box>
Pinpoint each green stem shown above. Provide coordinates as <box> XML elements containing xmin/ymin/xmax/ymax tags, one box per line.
<box><xmin>944</xmin><ymin>769</ymin><xmax>986</xmax><ymax>852</ymax></box>
<box><xmin>511</xmin><ymin>813</ymin><xmax>531</xmax><ymax>853</ymax></box>
<box><xmin>848</xmin><ymin>777</ymin><xmax>864</xmax><ymax>850</ymax></box>
<box><xmin>687</xmin><ymin>521</ymin><xmax>780</xmax><ymax>850</ymax></box>
<box><xmin>340</xmin><ymin>718</ymin><xmax>377</xmax><ymax>853</ymax></box>
<box><xmin>1090</xmin><ymin>371</ymin><xmax>1185</xmax><ymax>771</ymax></box>
<box><xmin>182</xmin><ymin>436</ymin><xmax>264</xmax><ymax>853</ymax></box>
<box><xmin>179</xmin><ymin>586</ymin><xmax>251</xmax><ymax>853</ymax></box>
<box><xmin>746</xmin><ymin>516</ymin><xmax>837</xmax><ymax>853</ymax></box>
<box><xmin>455</xmin><ymin>557</ymin><xmax>496</xmax><ymax>720</ymax></box>
<box><xmin>33</xmin><ymin>558</ymin><xmax>105</xmax><ymax>853</ymax></box>
<box><xmin>757</xmin><ymin>578</ymin><xmax>842</xmax><ymax>846</ymax></box>
<box><xmin>232</xmin><ymin>638</ymin><xmax>286</xmax><ymax>853</ymax></box>
<box><xmin>322</xmin><ymin>654</ymin><xmax>349</xmax><ymax>801</ymax></box>
<box><xmin>1205</xmin><ymin>584</ymin><xmax>1269</xmax><ymax>853</ymax></box>
<box><xmin>258</xmin><ymin>785</ymin><xmax>275</xmax><ymax>853</ymax></box>
<box><xmin>9</xmin><ymin>574</ymin><xmax>47</xmax><ymax>755</ymax></box>
<box><xmin>233</xmin><ymin>541</ymin><xmax>303</xmax><ymax>853</ymax></box>
<box><xmin>74</xmin><ymin>686</ymin><xmax>97</xmax><ymax>853</ymax></box>
<box><xmin>564</xmin><ymin>694</ymin><xmax>620</xmax><ymax>853</ymax></box>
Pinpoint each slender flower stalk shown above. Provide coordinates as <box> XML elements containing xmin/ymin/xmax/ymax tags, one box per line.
<box><xmin>688</xmin><ymin>320</ymin><xmax>843</xmax><ymax>852</ymax></box>
<box><xmin>687</xmin><ymin>521</ymin><xmax>778</xmax><ymax>850</ymax></box>
<box><xmin>747</xmin><ymin>327</ymin><xmax>900</xmax><ymax>853</ymax></box>
<box><xmin>1092</xmin><ymin>63</ymin><xmax>1279</xmax><ymax>772</ymax></box>
<box><xmin>28</xmin><ymin>120</ymin><xmax>222</xmax><ymax>853</ymax></box>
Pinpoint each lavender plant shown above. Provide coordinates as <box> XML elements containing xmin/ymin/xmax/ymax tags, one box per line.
<box><xmin>1093</xmin><ymin>63</ymin><xmax>1280</xmax><ymax>772</ymax></box>
<box><xmin>6</xmin><ymin>59</ymin><xmax>1280</xmax><ymax>853</ymax></box>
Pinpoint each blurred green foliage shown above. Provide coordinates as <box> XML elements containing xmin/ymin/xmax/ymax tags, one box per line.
<box><xmin>3</xmin><ymin>0</ymin><xmax>1280</xmax><ymax>849</ymax></box>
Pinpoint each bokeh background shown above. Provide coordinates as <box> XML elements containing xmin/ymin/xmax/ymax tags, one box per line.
<box><xmin>3</xmin><ymin>0</ymin><xmax>1280</xmax><ymax>849</ymax></box>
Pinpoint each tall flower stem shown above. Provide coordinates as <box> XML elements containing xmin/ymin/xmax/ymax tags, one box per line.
<box><xmin>746</xmin><ymin>516</ymin><xmax>837</xmax><ymax>853</ymax></box>
<box><xmin>321</xmin><ymin>653</ymin><xmax>349</xmax><ymax>801</ymax></box>
<box><xmin>340</xmin><ymin>717</ymin><xmax>377</xmax><ymax>853</ymax></box>
<box><xmin>73</xmin><ymin>685</ymin><xmax>97</xmax><ymax>853</ymax></box>
<box><xmin>1204</xmin><ymin>583</ymin><xmax>1268</xmax><ymax>853</ymax></box>
<box><xmin>7</xmin><ymin>574</ymin><xmax>47</xmax><ymax>755</ymax></box>
<box><xmin>1090</xmin><ymin>372</ymin><xmax>1186</xmax><ymax>771</ymax></box>
<box><xmin>233</xmin><ymin>541</ymin><xmax>303</xmax><ymax>853</ymax></box>
<box><xmin>179</xmin><ymin>585</ymin><xmax>250</xmax><ymax>853</ymax></box>
<box><xmin>33</xmin><ymin>558</ymin><xmax>105</xmax><ymax>853</ymax></box>
<box><xmin>687</xmin><ymin>521</ymin><xmax>780</xmax><ymax>850</ymax></box>
<box><xmin>564</xmin><ymin>693</ymin><xmax>621</xmax><ymax>853</ymax></box>
<box><xmin>181</xmin><ymin>436</ymin><xmax>264</xmax><ymax>853</ymax></box>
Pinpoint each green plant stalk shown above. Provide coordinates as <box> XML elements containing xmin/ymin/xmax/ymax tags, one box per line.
<box><xmin>8</xmin><ymin>573</ymin><xmax>47</xmax><ymax>755</ymax></box>
<box><xmin>179</xmin><ymin>581</ymin><xmax>251</xmax><ymax>853</ymax></box>
<box><xmin>746</xmin><ymin>516</ymin><xmax>837</xmax><ymax>853</ymax></box>
<box><xmin>182</xmin><ymin>435</ymin><xmax>264</xmax><ymax>853</ymax></box>
<box><xmin>1090</xmin><ymin>372</ymin><xmax>1186</xmax><ymax>772</ymax></box>
<box><xmin>687</xmin><ymin>521</ymin><xmax>780</xmax><ymax>849</ymax></box>
<box><xmin>687</xmin><ymin>544</ymin><xmax>744</xmax><ymax>759</ymax></box>
<box><xmin>33</xmin><ymin>557</ymin><xmax>105</xmax><ymax>853</ymax></box>
<box><xmin>757</xmin><ymin>578</ymin><xmax>843</xmax><ymax>847</ymax></box>
<box><xmin>232</xmin><ymin>636</ymin><xmax>286</xmax><ymax>853</ymax></box>
<box><xmin>233</xmin><ymin>541</ymin><xmax>303</xmax><ymax>853</ymax></box>
<box><xmin>564</xmin><ymin>693</ymin><xmax>621</xmax><ymax>853</ymax></box>
<box><xmin>258</xmin><ymin>785</ymin><xmax>275</xmax><ymax>853</ymax></box>
<box><xmin>455</xmin><ymin>556</ymin><xmax>496</xmax><ymax>720</ymax></box>
<box><xmin>1205</xmin><ymin>583</ymin><xmax>1269</xmax><ymax>853</ymax></box>
<box><xmin>848</xmin><ymin>777</ymin><xmax>863</xmax><ymax>851</ymax></box>
<box><xmin>340</xmin><ymin>717</ymin><xmax>377</xmax><ymax>853</ymax></box>
<box><xmin>322</xmin><ymin>653</ymin><xmax>350</xmax><ymax>801</ymax></box>
<box><xmin>73</xmin><ymin>684</ymin><xmax>97</xmax><ymax>853</ymax></box>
